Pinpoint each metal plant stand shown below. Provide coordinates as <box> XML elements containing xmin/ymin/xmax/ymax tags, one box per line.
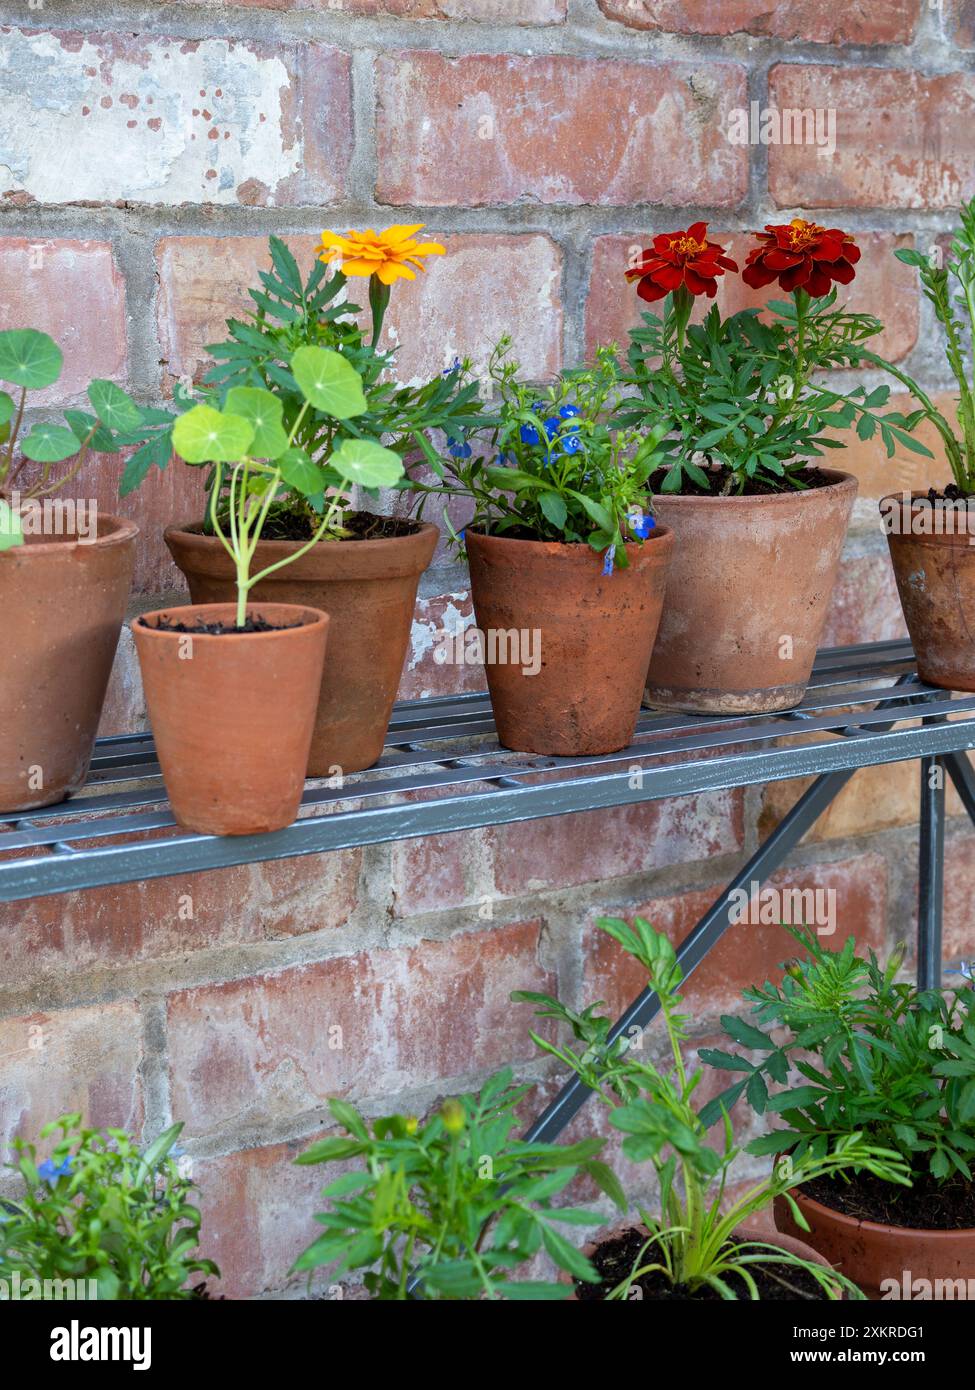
<box><xmin>2</xmin><ymin>639</ymin><xmax>974</xmax><ymax>1139</ymax></box>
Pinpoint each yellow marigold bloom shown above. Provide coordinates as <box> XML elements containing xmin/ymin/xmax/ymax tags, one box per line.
<box><xmin>319</xmin><ymin>224</ymin><xmax>445</xmax><ymax>285</ymax></box>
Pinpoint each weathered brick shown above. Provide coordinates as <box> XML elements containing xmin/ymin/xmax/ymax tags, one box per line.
<box><xmin>167</xmin><ymin>920</ymin><xmax>553</xmax><ymax>1134</ymax></box>
<box><xmin>175</xmin><ymin>0</ymin><xmax>564</xmax><ymax>16</ymax></box>
<box><xmin>597</xmin><ymin>0</ymin><xmax>921</xmax><ymax>44</ymax></box>
<box><xmin>193</xmin><ymin>1138</ymin><xmax>331</xmax><ymax>1299</ymax></box>
<box><xmin>943</xmin><ymin>836</ymin><xmax>975</xmax><ymax>961</ymax></box>
<box><xmin>582</xmin><ymin>854</ymin><xmax>888</xmax><ymax>1019</ymax></box>
<box><xmin>0</xmin><ymin>239</ymin><xmax>127</xmax><ymax>405</ymax></box>
<box><xmin>0</xmin><ymin>852</ymin><xmax>361</xmax><ymax>991</ymax></box>
<box><xmin>832</xmin><ymin>391</ymin><xmax>958</xmax><ymax>501</ymax></box>
<box><xmin>947</xmin><ymin>0</ymin><xmax>975</xmax><ymax>47</ymax></box>
<box><xmin>768</xmin><ymin>65</ymin><xmax>975</xmax><ymax>209</ymax></box>
<box><xmin>490</xmin><ymin>787</ymin><xmax>744</xmax><ymax>897</ymax></box>
<box><xmin>0</xmin><ymin>31</ymin><xmax>351</xmax><ymax>206</ymax></box>
<box><xmin>820</xmin><ymin>553</ymin><xmax>907</xmax><ymax>648</ymax></box>
<box><xmin>383</xmin><ymin>233</ymin><xmax>563</xmax><ymax>381</ymax></box>
<box><xmin>586</xmin><ymin>231</ymin><xmax>917</xmax><ymax>363</ymax></box>
<box><xmin>375</xmin><ymin>53</ymin><xmax>748</xmax><ymax>207</ymax></box>
<box><xmin>400</xmin><ymin>590</ymin><xmax>482</xmax><ymax>701</ymax></box>
<box><xmin>0</xmin><ymin>1002</ymin><xmax>143</xmax><ymax>1152</ymax></box>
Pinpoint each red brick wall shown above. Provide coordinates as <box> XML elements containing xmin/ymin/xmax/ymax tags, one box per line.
<box><xmin>2</xmin><ymin>2</ymin><xmax>974</xmax><ymax>1297</ymax></box>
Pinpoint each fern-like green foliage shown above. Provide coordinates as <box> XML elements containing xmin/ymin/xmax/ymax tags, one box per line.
<box><xmin>701</xmin><ymin>928</ymin><xmax>975</xmax><ymax>1184</ymax></box>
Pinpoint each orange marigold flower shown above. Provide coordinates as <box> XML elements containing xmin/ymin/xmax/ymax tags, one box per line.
<box><xmin>318</xmin><ymin>224</ymin><xmax>445</xmax><ymax>285</ymax></box>
<box><xmin>741</xmin><ymin>219</ymin><xmax>861</xmax><ymax>298</ymax></box>
<box><xmin>625</xmin><ymin>223</ymin><xmax>739</xmax><ymax>303</ymax></box>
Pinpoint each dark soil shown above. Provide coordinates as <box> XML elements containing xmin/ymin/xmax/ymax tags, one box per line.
<box><xmin>802</xmin><ymin>1171</ymin><xmax>975</xmax><ymax>1231</ymax></box>
<box><xmin>574</xmin><ymin>1227</ymin><xmax>830</xmax><ymax>1301</ymax></box>
<box><xmin>920</xmin><ymin>485</ymin><xmax>975</xmax><ymax>505</ymax></box>
<box><xmin>649</xmin><ymin>465</ymin><xmax>838</xmax><ymax>498</ymax></box>
<box><xmin>138</xmin><ymin>614</ymin><xmax>305</xmax><ymax>636</ymax></box>
<box><xmin>246</xmin><ymin>509</ymin><xmax>421</xmax><ymax>543</ymax></box>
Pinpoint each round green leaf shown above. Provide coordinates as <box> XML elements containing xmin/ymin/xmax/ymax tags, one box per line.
<box><xmin>0</xmin><ymin>329</ymin><xmax>63</xmax><ymax>390</ymax></box>
<box><xmin>20</xmin><ymin>422</ymin><xmax>80</xmax><ymax>464</ymax></box>
<box><xmin>173</xmin><ymin>404</ymin><xmax>254</xmax><ymax>464</ymax></box>
<box><xmin>291</xmin><ymin>347</ymin><xmax>367</xmax><ymax>420</ymax></box>
<box><xmin>225</xmin><ymin>386</ymin><xmax>289</xmax><ymax>461</ymax></box>
<box><xmin>278</xmin><ymin>447</ymin><xmax>326</xmax><ymax>496</ymax></box>
<box><xmin>330</xmin><ymin>438</ymin><xmax>404</xmax><ymax>490</ymax></box>
<box><xmin>0</xmin><ymin>499</ymin><xmax>24</xmax><ymax>552</ymax></box>
<box><xmin>0</xmin><ymin>391</ymin><xmax>14</xmax><ymax>426</ymax></box>
<box><xmin>88</xmin><ymin>379</ymin><xmax>142</xmax><ymax>433</ymax></box>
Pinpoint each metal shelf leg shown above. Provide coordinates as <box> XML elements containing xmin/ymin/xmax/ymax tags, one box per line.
<box><xmin>918</xmin><ymin>755</ymin><xmax>946</xmax><ymax>991</ymax></box>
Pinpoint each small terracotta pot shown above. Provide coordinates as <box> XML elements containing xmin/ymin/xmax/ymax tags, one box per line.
<box><xmin>465</xmin><ymin>527</ymin><xmax>674</xmax><ymax>757</ymax></box>
<box><xmin>775</xmin><ymin>1189</ymin><xmax>975</xmax><ymax>1301</ymax></box>
<box><xmin>568</xmin><ymin>1221</ymin><xmax>840</xmax><ymax>1300</ymax></box>
<box><xmin>133</xmin><ymin>602</ymin><xmax>329</xmax><ymax>836</ymax></box>
<box><xmin>0</xmin><ymin>514</ymin><xmax>138</xmax><ymax>813</ymax></box>
<box><xmin>164</xmin><ymin>521</ymin><xmax>438</xmax><ymax>775</ymax></box>
<box><xmin>881</xmin><ymin>491</ymin><xmax>975</xmax><ymax>691</ymax></box>
<box><xmin>645</xmin><ymin>469</ymin><xmax>857</xmax><ymax>714</ymax></box>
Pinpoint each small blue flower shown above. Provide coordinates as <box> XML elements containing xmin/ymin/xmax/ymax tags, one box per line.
<box><xmin>458</xmin><ymin>529</ymin><xmax>466</xmax><ymax>544</ymax></box>
<box><xmin>38</xmin><ymin>1156</ymin><xmax>73</xmax><ymax>1183</ymax></box>
<box><xmin>544</xmin><ymin>417</ymin><xmax>562</xmax><ymax>438</ymax></box>
<box><xmin>628</xmin><ymin>509</ymin><xmax>656</xmax><ymax>539</ymax></box>
<box><xmin>442</xmin><ymin>357</ymin><xmax>463</xmax><ymax>377</ymax></box>
<box><xmin>602</xmin><ymin>546</ymin><xmax>616</xmax><ymax>577</ymax></box>
<box><xmin>559</xmin><ymin>434</ymin><xmax>583</xmax><ymax>455</ymax></box>
<box><xmin>520</xmin><ymin>424</ymin><xmax>541</xmax><ymax>446</ymax></box>
<box><xmin>447</xmin><ymin>436</ymin><xmax>472</xmax><ymax>459</ymax></box>
<box><xmin>559</xmin><ymin>404</ymin><xmax>580</xmax><ymax>420</ymax></box>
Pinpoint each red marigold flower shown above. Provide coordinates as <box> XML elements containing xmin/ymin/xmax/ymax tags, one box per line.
<box><xmin>741</xmin><ymin>219</ymin><xmax>861</xmax><ymax>298</ymax></box>
<box><xmin>624</xmin><ymin>223</ymin><xmax>739</xmax><ymax>303</ymax></box>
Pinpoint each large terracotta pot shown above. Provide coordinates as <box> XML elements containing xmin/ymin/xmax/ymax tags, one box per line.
<box><xmin>133</xmin><ymin>602</ymin><xmax>328</xmax><ymax>836</ymax></box>
<box><xmin>645</xmin><ymin>470</ymin><xmax>857</xmax><ymax>714</ymax></box>
<box><xmin>568</xmin><ymin>1221</ymin><xmax>842</xmax><ymax>1300</ymax></box>
<box><xmin>0</xmin><ymin>514</ymin><xmax>138</xmax><ymax>813</ymax></box>
<box><xmin>881</xmin><ymin>491</ymin><xmax>975</xmax><ymax>690</ymax></box>
<box><xmin>465</xmin><ymin>527</ymin><xmax>674</xmax><ymax>756</ymax></box>
<box><xmin>775</xmin><ymin>1189</ymin><xmax>975</xmax><ymax>1301</ymax></box>
<box><xmin>165</xmin><ymin>522</ymin><xmax>437</xmax><ymax>775</ymax></box>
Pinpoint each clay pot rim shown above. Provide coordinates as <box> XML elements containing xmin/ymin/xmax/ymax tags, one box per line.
<box><xmin>3</xmin><ymin>513</ymin><xmax>139</xmax><ymax>555</ymax></box>
<box><xmin>791</xmin><ymin>1185</ymin><xmax>975</xmax><ymax>1241</ymax></box>
<box><xmin>880</xmin><ymin>489</ymin><xmax>975</xmax><ymax>506</ymax></box>
<box><xmin>465</xmin><ymin>523</ymin><xmax>673</xmax><ymax>556</ymax></box>
<box><xmin>134</xmin><ymin>601</ymin><xmax>329</xmax><ymax>643</ymax></box>
<box><xmin>166</xmin><ymin>518</ymin><xmax>439</xmax><ymax>553</ymax></box>
<box><xmin>652</xmin><ymin>468</ymin><xmax>857</xmax><ymax>506</ymax></box>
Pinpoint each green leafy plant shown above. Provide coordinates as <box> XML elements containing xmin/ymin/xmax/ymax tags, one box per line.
<box><xmin>171</xmin><ymin>345</ymin><xmax>403</xmax><ymax>626</ymax></box>
<box><xmin>121</xmin><ymin>234</ymin><xmax>485</xmax><ymax>538</ymax></box>
<box><xmin>0</xmin><ymin>1114</ymin><xmax>218</xmax><ymax>1299</ymax></box>
<box><xmin>412</xmin><ymin>338</ymin><xmax>664</xmax><ymax>571</ymax></box>
<box><xmin>515</xmin><ymin>918</ymin><xmax>909</xmax><ymax>1300</ymax></box>
<box><xmin>617</xmin><ymin>220</ymin><xmax>931</xmax><ymax>494</ymax></box>
<box><xmin>292</xmin><ymin>1069</ymin><xmax>625</xmax><ymax>1300</ymax></box>
<box><xmin>0</xmin><ymin>328</ymin><xmax>153</xmax><ymax>551</ymax></box>
<box><xmin>701</xmin><ymin>928</ymin><xmax>975</xmax><ymax>1184</ymax></box>
<box><xmin>857</xmin><ymin>201</ymin><xmax>975</xmax><ymax>493</ymax></box>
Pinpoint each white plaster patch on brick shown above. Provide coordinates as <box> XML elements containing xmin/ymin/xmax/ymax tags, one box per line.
<box><xmin>408</xmin><ymin>595</ymin><xmax>474</xmax><ymax>672</ymax></box>
<box><xmin>0</xmin><ymin>30</ymin><xmax>300</xmax><ymax>205</ymax></box>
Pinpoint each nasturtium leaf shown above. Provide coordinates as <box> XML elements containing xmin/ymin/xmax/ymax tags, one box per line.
<box><xmin>0</xmin><ymin>391</ymin><xmax>14</xmax><ymax>426</ymax></box>
<box><xmin>20</xmin><ymin>422</ymin><xmax>80</xmax><ymax>464</ymax></box>
<box><xmin>278</xmin><ymin>446</ymin><xmax>326</xmax><ymax>496</ymax></box>
<box><xmin>0</xmin><ymin>329</ymin><xmax>63</xmax><ymax>390</ymax></box>
<box><xmin>88</xmin><ymin>380</ymin><xmax>142</xmax><ymax>434</ymax></box>
<box><xmin>172</xmin><ymin>404</ymin><xmax>254</xmax><ymax>464</ymax></box>
<box><xmin>330</xmin><ymin>438</ymin><xmax>404</xmax><ymax>490</ymax></box>
<box><xmin>225</xmin><ymin>386</ymin><xmax>289</xmax><ymax>460</ymax></box>
<box><xmin>291</xmin><ymin>346</ymin><xmax>367</xmax><ymax>419</ymax></box>
<box><xmin>0</xmin><ymin>499</ymin><xmax>24</xmax><ymax>551</ymax></box>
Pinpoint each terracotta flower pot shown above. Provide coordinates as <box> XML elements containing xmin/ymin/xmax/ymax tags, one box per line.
<box><xmin>775</xmin><ymin>1189</ymin><xmax>975</xmax><ymax>1301</ymax></box>
<box><xmin>0</xmin><ymin>514</ymin><xmax>138</xmax><ymax>813</ymax></box>
<box><xmin>164</xmin><ymin>522</ymin><xmax>438</xmax><ymax>775</ymax></box>
<box><xmin>881</xmin><ymin>491</ymin><xmax>975</xmax><ymax>691</ymax></box>
<box><xmin>568</xmin><ymin>1221</ymin><xmax>841</xmax><ymax>1300</ymax></box>
<box><xmin>133</xmin><ymin>602</ymin><xmax>329</xmax><ymax>836</ymax></box>
<box><xmin>465</xmin><ymin>526</ymin><xmax>674</xmax><ymax>757</ymax></box>
<box><xmin>645</xmin><ymin>469</ymin><xmax>857</xmax><ymax>714</ymax></box>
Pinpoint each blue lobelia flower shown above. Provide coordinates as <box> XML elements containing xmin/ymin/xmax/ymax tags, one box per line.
<box><xmin>447</xmin><ymin>436</ymin><xmax>472</xmax><ymax>459</ymax></box>
<box><xmin>442</xmin><ymin>357</ymin><xmax>463</xmax><ymax>377</ymax></box>
<box><xmin>559</xmin><ymin>434</ymin><xmax>583</xmax><ymax>455</ymax></box>
<box><xmin>628</xmin><ymin>509</ymin><xmax>656</xmax><ymax>539</ymax></box>
<box><xmin>544</xmin><ymin>417</ymin><xmax>562</xmax><ymax>438</ymax></box>
<box><xmin>559</xmin><ymin>404</ymin><xmax>580</xmax><ymax>420</ymax></box>
<box><xmin>520</xmin><ymin>423</ymin><xmax>541</xmax><ymax>445</ymax></box>
<box><xmin>602</xmin><ymin>546</ymin><xmax>616</xmax><ymax>577</ymax></box>
<box><xmin>38</xmin><ymin>1156</ymin><xmax>74</xmax><ymax>1183</ymax></box>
